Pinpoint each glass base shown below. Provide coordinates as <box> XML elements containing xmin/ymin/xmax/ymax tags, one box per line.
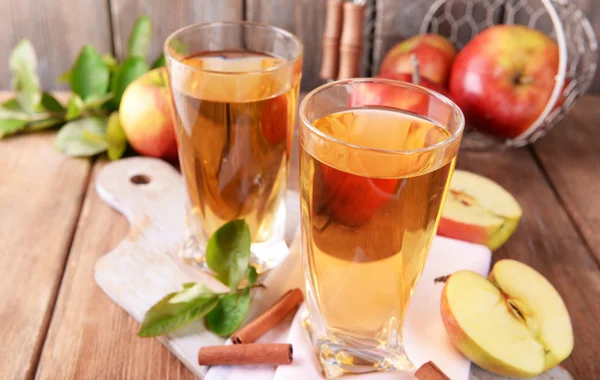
<box><xmin>177</xmin><ymin>201</ymin><xmax>289</xmax><ymax>274</ymax></box>
<box><xmin>303</xmin><ymin>316</ymin><xmax>415</xmax><ymax>379</ymax></box>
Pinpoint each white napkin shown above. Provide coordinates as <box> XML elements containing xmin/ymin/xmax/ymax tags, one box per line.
<box><xmin>206</xmin><ymin>233</ymin><xmax>491</xmax><ymax>380</ymax></box>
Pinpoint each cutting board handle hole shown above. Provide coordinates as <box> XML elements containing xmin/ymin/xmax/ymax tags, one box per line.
<box><xmin>130</xmin><ymin>174</ymin><xmax>151</xmax><ymax>185</ymax></box>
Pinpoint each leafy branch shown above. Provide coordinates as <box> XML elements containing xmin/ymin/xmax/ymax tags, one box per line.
<box><xmin>138</xmin><ymin>220</ymin><xmax>260</xmax><ymax>338</ymax></box>
<box><xmin>0</xmin><ymin>15</ymin><xmax>166</xmax><ymax>160</ymax></box>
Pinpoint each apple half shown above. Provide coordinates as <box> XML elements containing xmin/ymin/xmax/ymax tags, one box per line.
<box><xmin>441</xmin><ymin>260</ymin><xmax>574</xmax><ymax>378</ymax></box>
<box><xmin>437</xmin><ymin>170</ymin><xmax>522</xmax><ymax>250</ymax></box>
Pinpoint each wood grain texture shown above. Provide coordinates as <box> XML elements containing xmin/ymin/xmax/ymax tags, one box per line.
<box><xmin>246</xmin><ymin>0</ymin><xmax>327</xmax><ymax>90</ymax></box>
<box><xmin>575</xmin><ymin>0</ymin><xmax>600</xmax><ymax>93</ymax></box>
<box><xmin>35</xmin><ymin>160</ymin><xmax>196</xmax><ymax>380</ymax></box>
<box><xmin>532</xmin><ymin>96</ymin><xmax>600</xmax><ymax>264</ymax></box>
<box><xmin>0</xmin><ymin>104</ymin><xmax>91</xmax><ymax>378</ymax></box>
<box><xmin>0</xmin><ymin>0</ymin><xmax>112</xmax><ymax>90</ymax></box>
<box><xmin>245</xmin><ymin>0</ymin><xmax>373</xmax><ymax>89</ymax></box>
<box><xmin>109</xmin><ymin>0</ymin><xmax>243</xmax><ymax>66</ymax></box>
<box><xmin>457</xmin><ymin>148</ymin><xmax>600</xmax><ymax>379</ymax></box>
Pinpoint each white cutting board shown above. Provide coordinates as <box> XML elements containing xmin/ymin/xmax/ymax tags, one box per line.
<box><xmin>93</xmin><ymin>157</ymin><xmax>571</xmax><ymax>380</ymax></box>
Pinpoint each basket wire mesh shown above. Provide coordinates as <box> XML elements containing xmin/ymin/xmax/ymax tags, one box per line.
<box><xmin>417</xmin><ymin>0</ymin><xmax>598</xmax><ymax>147</ymax></box>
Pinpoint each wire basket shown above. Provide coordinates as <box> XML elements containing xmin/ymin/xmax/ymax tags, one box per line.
<box><xmin>418</xmin><ymin>0</ymin><xmax>598</xmax><ymax>149</ymax></box>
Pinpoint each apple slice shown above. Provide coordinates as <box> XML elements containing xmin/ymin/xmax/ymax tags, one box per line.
<box><xmin>437</xmin><ymin>170</ymin><xmax>522</xmax><ymax>250</ymax></box>
<box><xmin>441</xmin><ymin>260</ymin><xmax>573</xmax><ymax>377</ymax></box>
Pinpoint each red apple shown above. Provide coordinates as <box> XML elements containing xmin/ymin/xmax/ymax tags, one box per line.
<box><xmin>349</xmin><ymin>77</ymin><xmax>430</xmax><ymax>115</ymax></box>
<box><xmin>449</xmin><ymin>25</ymin><xmax>559</xmax><ymax>139</ymax></box>
<box><xmin>261</xmin><ymin>93</ymin><xmax>288</xmax><ymax>145</ymax></box>
<box><xmin>120</xmin><ymin>67</ymin><xmax>178</xmax><ymax>158</ymax></box>
<box><xmin>380</xmin><ymin>34</ymin><xmax>457</xmax><ymax>86</ymax></box>
<box><xmin>320</xmin><ymin>164</ymin><xmax>398</xmax><ymax>227</ymax></box>
<box><xmin>379</xmin><ymin>72</ymin><xmax>450</xmax><ymax>98</ymax></box>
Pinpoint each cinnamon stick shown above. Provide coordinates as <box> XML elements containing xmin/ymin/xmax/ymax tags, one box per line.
<box><xmin>198</xmin><ymin>343</ymin><xmax>293</xmax><ymax>366</ymax></box>
<box><xmin>320</xmin><ymin>0</ymin><xmax>344</xmax><ymax>80</ymax></box>
<box><xmin>231</xmin><ymin>288</ymin><xmax>304</xmax><ymax>344</ymax></box>
<box><xmin>338</xmin><ymin>1</ymin><xmax>365</xmax><ymax>79</ymax></box>
<box><xmin>415</xmin><ymin>361</ymin><xmax>450</xmax><ymax>380</ymax></box>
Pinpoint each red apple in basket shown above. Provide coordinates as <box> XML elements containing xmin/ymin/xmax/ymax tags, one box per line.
<box><xmin>380</xmin><ymin>71</ymin><xmax>450</xmax><ymax>98</ymax></box>
<box><xmin>349</xmin><ymin>62</ymin><xmax>449</xmax><ymax>115</ymax></box>
<box><xmin>380</xmin><ymin>34</ymin><xmax>457</xmax><ymax>86</ymax></box>
<box><xmin>120</xmin><ymin>67</ymin><xmax>178</xmax><ymax>158</ymax></box>
<box><xmin>449</xmin><ymin>25</ymin><xmax>559</xmax><ymax>139</ymax></box>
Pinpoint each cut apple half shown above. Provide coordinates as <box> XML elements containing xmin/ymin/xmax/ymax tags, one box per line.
<box><xmin>438</xmin><ymin>170</ymin><xmax>522</xmax><ymax>250</ymax></box>
<box><xmin>441</xmin><ymin>260</ymin><xmax>573</xmax><ymax>378</ymax></box>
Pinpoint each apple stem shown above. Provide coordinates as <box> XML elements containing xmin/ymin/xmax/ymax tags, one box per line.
<box><xmin>513</xmin><ymin>73</ymin><xmax>534</xmax><ymax>86</ymax></box>
<box><xmin>410</xmin><ymin>53</ymin><xmax>421</xmax><ymax>85</ymax></box>
<box><xmin>434</xmin><ymin>274</ymin><xmax>450</xmax><ymax>284</ymax></box>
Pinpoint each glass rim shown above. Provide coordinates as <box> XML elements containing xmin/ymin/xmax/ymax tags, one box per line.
<box><xmin>164</xmin><ymin>20</ymin><xmax>304</xmax><ymax>75</ymax></box>
<box><xmin>299</xmin><ymin>78</ymin><xmax>465</xmax><ymax>155</ymax></box>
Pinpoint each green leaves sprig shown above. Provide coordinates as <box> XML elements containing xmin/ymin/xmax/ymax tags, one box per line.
<box><xmin>0</xmin><ymin>15</ymin><xmax>166</xmax><ymax>160</ymax></box>
<box><xmin>138</xmin><ymin>220</ymin><xmax>259</xmax><ymax>338</ymax></box>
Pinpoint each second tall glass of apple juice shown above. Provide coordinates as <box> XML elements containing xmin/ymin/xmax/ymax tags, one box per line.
<box><xmin>299</xmin><ymin>78</ymin><xmax>464</xmax><ymax>377</ymax></box>
<box><xmin>164</xmin><ymin>22</ymin><xmax>303</xmax><ymax>272</ymax></box>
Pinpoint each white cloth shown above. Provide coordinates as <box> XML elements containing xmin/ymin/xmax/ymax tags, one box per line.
<box><xmin>206</xmin><ymin>234</ymin><xmax>491</xmax><ymax>380</ymax></box>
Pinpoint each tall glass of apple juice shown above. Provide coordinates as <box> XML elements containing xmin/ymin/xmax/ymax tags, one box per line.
<box><xmin>299</xmin><ymin>78</ymin><xmax>464</xmax><ymax>377</ymax></box>
<box><xmin>164</xmin><ymin>22</ymin><xmax>303</xmax><ymax>272</ymax></box>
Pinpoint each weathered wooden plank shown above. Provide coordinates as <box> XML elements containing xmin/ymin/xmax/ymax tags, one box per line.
<box><xmin>531</xmin><ymin>95</ymin><xmax>600</xmax><ymax>264</ymax></box>
<box><xmin>0</xmin><ymin>94</ymin><xmax>91</xmax><ymax>380</ymax></box>
<box><xmin>457</xmin><ymin>148</ymin><xmax>600</xmax><ymax>379</ymax></box>
<box><xmin>109</xmin><ymin>0</ymin><xmax>244</xmax><ymax>66</ymax></box>
<box><xmin>0</xmin><ymin>0</ymin><xmax>112</xmax><ymax>90</ymax></box>
<box><xmin>245</xmin><ymin>0</ymin><xmax>373</xmax><ymax>89</ymax></box>
<box><xmin>246</xmin><ymin>0</ymin><xmax>327</xmax><ymax>90</ymax></box>
<box><xmin>35</xmin><ymin>160</ymin><xmax>196</xmax><ymax>380</ymax></box>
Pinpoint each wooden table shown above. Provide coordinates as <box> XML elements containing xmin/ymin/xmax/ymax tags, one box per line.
<box><xmin>2</xmin><ymin>92</ymin><xmax>599</xmax><ymax>380</ymax></box>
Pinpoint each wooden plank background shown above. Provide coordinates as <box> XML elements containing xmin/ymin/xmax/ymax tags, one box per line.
<box><xmin>0</xmin><ymin>0</ymin><xmax>597</xmax><ymax>92</ymax></box>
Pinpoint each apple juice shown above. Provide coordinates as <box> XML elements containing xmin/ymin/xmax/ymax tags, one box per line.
<box><xmin>300</xmin><ymin>107</ymin><xmax>456</xmax><ymax>342</ymax></box>
<box><xmin>170</xmin><ymin>50</ymin><xmax>300</xmax><ymax>242</ymax></box>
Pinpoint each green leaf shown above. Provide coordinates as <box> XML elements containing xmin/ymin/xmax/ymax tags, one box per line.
<box><xmin>41</xmin><ymin>92</ymin><xmax>66</xmax><ymax>112</ymax></box>
<box><xmin>247</xmin><ymin>266</ymin><xmax>258</xmax><ymax>286</ymax></box>
<box><xmin>206</xmin><ymin>287</ymin><xmax>251</xmax><ymax>337</ymax></box>
<box><xmin>54</xmin><ymin>116</ymin><xmax>108</xmax><ymax>156</ymax></box>
<box><xmin>151</xmin><ymin>54</ymin><xmax>166</xmax><ymax>69</ymax></box>
<box><xmin>70</xmin><ymin>45</ymin><xmax>110</xmax><ymax>101</ymax></box>
<box><xmin>106</xmin><ymin>111</ymin><xmax>127</xmax><ymax>161</ymax></box>
<box><xmin>171</xmin><ymin>38</ymin><xmax>189</xmax><ymax>55</ymax></box>
<box><xmin>57</xmin><ymin>69</ymin><xmax>71</xmax><ymax>83</ymax></box>
<box><xmin>0</xmin><ymin>119</ymin><xmax>28</xmax><ymax>138</ymax></box>
<box><xmin>128</xmin><ymin>15</ymin><xmax>152</xmax><ymax>59</ymax></box>
<box><xmin>206</xmin><ymin>220</ymin><xmax>251</xmax><ymax>289</ymax></box>
<box><xmin>65</xmin><ymin>95</ymin><xmax>84</xmax><ymax>120</ymax></box>
<box><xmin>102</xmin><ymin>53</ymin><xmax>119</xmax><ymax>72</ymax></box>
<box><xmin>84</xmin><ymin>93</ymin><xmax>114</xmax><ymax>109</ymax></box>
<box><xmin>81</xmin><ymin>129</ymin><xmax>107</xmax><ymax>145</ymax></box>
<box><xmin>138</xmin><ymin>283</ymin><xmax>220</xmax><ymax>337</ymax></box>
<box><xmin>0</xmin><ymin>106</ymin><xmax>37</xmax><ymax>121</ymax></box>
<box><xmin>108</xmin><ymin>56</ymin><xmax>149</xmax><ymax>108</ymax></box>
<box><xmin>10</xmin><ymin>39</ymin><xmax>41</xmax><ymax>113</ymax></box>
<box><xmin>27</xmin><ymin>117</ymin><xmax>64</xmax><ymax>131</ymax></box>
<box><xmin>182</xmin><ymin>282</ymin><xmax>196</xmax><ymax>289</ymax></box>
<box><xmin>2</xmin><ymin>98</ymin><xmax>23</xmax><ymax>111</ymax></box>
